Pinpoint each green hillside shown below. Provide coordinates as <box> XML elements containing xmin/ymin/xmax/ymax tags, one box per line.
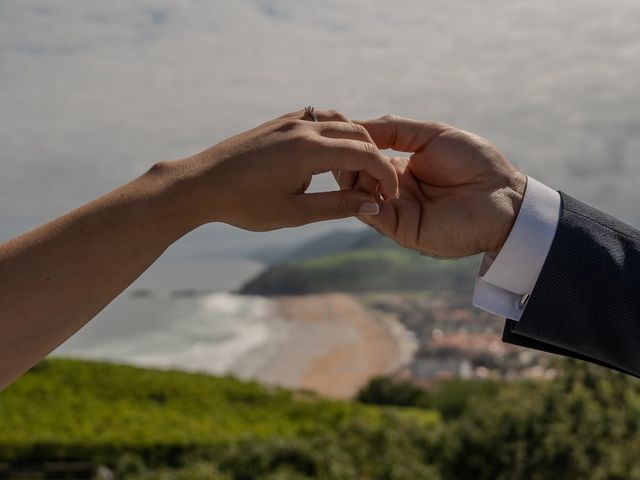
<box><xmin>0</xmin><ymin>359</ymin><xmax>437</xmax><ymax>465</ymax></box>
<box><xmin>240</xmin><ymin>231</ymin><xmax>479</xmax><ymax>295</ymax></box>
<box><xmin>3</xmin><ymin>359</ymin><xmax>640</xmax><ymax>479</ymax></box>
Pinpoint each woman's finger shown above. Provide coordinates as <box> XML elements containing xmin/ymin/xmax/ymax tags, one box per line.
<box><xmin>354</xmin><ymin>171</ymin><xmax>381</xmax><ymax>198</ymax></box>
<box><xmin>332</xmin><ymin>168</ymin><xmax>358</xmax><ymax>191</ymax></box>
<box><xmin>312</xmin><ymin>109</ymin><xmax>350</xmax><ymax>122</ymax></box>
<box><xmin>290</xmin><ymin>190</ymin><xmax>379</xmax><ymax>225</ymax></box>
<box><xmin>307</xmin><ymin>137</ymin><xmax>399</xmax><ymax>201</ymax></box>
<box><xmin>312</xmin><ymin>120</ymin><xmax>373</xmax><ymax>193</ymax></box>
<box><xmin>313</xmin><ymin>121</ymin><xmax>375</xmax><ymax>143</ymax></box>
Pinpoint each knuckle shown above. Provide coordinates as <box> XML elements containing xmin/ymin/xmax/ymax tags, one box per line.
<box><xmin>327</xmin><ymin>109</ymin><xmax>349</xmax><ymax>121</ymax></box>
<box><xmin>380</xmin><ymin>114</ymin><xmax>403</xmax><ymax>123</ymax></box>
<box><xmin>390</xmin><ymin>157</ymin><xmax>407</xmax><ymax>174</ymax></box>
<box><xmin>350</xmin><ymin>122</ymin><xmax>367</xmax><ymax>137</ymax></box>
<box><xmin>297</xmin><ymin>132</ymin><xmax>320</xmax><ymax>146</ymax></box>
<box><xmin>432</xmin><ymin>121</ymin><xmax>453</xmax><ymax>132</ymax></box>
<box><xmin>289</xmin><ymin>134</ymin><xmax>318</xmax><ymax>155</ymax></box>
<box><xmin>361</xmin><ymin>141</ymin><xmax>378</xmax><ymax>157</ymax></box>
<box><xmin>276</xmin><ymin>118</ymin><xmax>305</xmax><ymax>133</ymax></box>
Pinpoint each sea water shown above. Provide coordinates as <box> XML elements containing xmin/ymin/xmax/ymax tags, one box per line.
<box><xmin>55</xmin><ymin>257</ymin><xmax>287</xmax><ymax>377</ymax></box>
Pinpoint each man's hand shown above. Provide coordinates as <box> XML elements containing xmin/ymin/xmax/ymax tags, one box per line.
<box><xmin>337</xmin><ymin>116</ymin><xmax>527</xmax><ymax>258</ymax></box>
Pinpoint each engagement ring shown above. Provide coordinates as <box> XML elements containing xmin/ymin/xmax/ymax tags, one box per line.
<box><xmin>304</xmin><ymin>105</ymin><xmax>318</xmax><ymax>122</ymax></box>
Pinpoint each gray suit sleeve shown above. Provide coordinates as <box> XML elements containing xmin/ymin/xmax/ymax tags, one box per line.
<box><xmin>502</xmin><ymin>192</ymin><xmax>640</xmax><ymax>377</ymax></box>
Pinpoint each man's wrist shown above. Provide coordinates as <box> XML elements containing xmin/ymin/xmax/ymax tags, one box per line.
<box><xmin>492</xmin><ymin>171</ymin><xmax>527</xmax><ymax>253</ymax></box>
<box><xmin>474</xmin><ymin>176</ymin><xmax>561</xmax><ymax>319</ymax></box>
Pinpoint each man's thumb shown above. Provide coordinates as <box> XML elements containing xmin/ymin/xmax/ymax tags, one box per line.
<box><xmin>296</xmin><ymin>190</ymin><xmax>379</xmax><ymax>224</ymax></box>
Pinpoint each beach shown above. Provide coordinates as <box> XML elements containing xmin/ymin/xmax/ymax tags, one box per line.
<box><xmin>57</xmin><ymin>287</ymin><xmax>416</xmax><ymax>400</ymax></box>
<box><xmin>233</xmin><ymin>293</ymin><xmax>416</xmax><ymax>399</ymax></box>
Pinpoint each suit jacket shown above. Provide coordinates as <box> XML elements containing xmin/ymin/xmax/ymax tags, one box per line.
<box><xmin>502</xmin><ymin>192</ymin><xmax>640</xmax><ymax>377</ymax></box>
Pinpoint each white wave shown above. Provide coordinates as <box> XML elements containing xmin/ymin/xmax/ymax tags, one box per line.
<box><xmin>57</xmin><ymin>292</ymin><xmax>285</xmax><ymax>376</ymax></box>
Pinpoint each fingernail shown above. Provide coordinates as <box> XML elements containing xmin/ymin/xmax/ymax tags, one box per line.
<box><xmin>358</xmin><ymin>202</ymin><xmax>379</xmax><ymax>215</ymax></box>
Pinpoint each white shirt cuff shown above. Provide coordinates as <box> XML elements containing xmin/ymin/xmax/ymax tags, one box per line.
<box><xmin>473</xmin><ymin>177</ymin><xmax>561</xmax><ymax>320</ymax></box>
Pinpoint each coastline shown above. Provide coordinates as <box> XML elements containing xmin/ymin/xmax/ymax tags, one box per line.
<box><xmin>57</xmin><ymin>290</ymin><xmax>416</xmax><ymax>400</ymax></box>
<box><xmin>232</xmin><ymin>293</ymin><xmax>417</xmax><ymax>399</ymax></box>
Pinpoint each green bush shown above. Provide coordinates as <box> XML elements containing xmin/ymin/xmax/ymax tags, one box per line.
<box><xmin>5</xmin><ymin>358</ymin><xmax>640</xmax><ymax>479</ymax></box>
<box><xmin>437</xmin><ymin>360</ymin><xmax>640</xmax><ymax>480</ymax></box>
<box><xmin>358</xmin><ymin>376</ymin><xmax>502</xmax><ymax>419</ymax></box>
<box><xmin>216</xmin><ymin>415</ymin><xmax>441</xmax><ymax>480</ymax></box>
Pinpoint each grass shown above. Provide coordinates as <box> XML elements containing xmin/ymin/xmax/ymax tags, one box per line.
<box><xmin>0</xmin><ymin>358</ymin><xmax>439</xmax><ymax>463</ymax></box>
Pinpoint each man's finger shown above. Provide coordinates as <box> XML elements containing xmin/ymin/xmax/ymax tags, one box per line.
<box><xmin>356</xmin><ymin>115</ymin><xmax>452</xmax><ymax>153</ymax></box>
<box><xmin>317</xmin><ymin>122</ymin><xmax>376</xmax><ymax>194</ymax></box>
<box><xmin>309</xmin><ymin>138</ymin><xmax>399</xmax><ymax>201</ymax></box>
<box><xmin>292</xmin><ymin>190</ymin><xmax>380</xmax><ymax>225</ymax></box>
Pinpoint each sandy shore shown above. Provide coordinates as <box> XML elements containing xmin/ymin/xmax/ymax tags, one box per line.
<box><xmin>234</xmin><ymin>293</ymin><xmax>416</xmax><ymax>399</ymax></box>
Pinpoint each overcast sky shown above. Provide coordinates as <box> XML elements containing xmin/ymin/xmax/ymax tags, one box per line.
<box><xmin>2</xmin><ymin>0</ymin><xmax>640</xmax><ymax>259</ymax></box>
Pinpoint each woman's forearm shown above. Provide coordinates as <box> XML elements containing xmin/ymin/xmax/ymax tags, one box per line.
<box><xmin>0</xmin><ymin>164</ymin><xmax>195</xmax><ymax>389</ymax></box>
<box><xmin>0</xmin><ymin>108</ymin><xmax>395</xmax><ymax>389</ymax></box>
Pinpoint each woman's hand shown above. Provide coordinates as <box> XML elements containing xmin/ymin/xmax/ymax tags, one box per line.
<box><xmin>0</xmin><ymin>108</ymin><xmax>398</xmax><ymax>389</ymax></box>
<box><xmin>161</xmin><ymin>109</ymin><xmax>399</xmax><ymax>232</ymax></box>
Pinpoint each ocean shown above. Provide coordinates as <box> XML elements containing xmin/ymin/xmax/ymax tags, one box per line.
<box><xmin>54</xmin><ymin>257</ymin><xmax>290</xmax><ymax>378</ymax></box>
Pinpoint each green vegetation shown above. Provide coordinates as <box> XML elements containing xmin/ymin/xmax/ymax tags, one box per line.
<box><xmin>3</xmin><ymin>358</ymin><xmax>640</xmax><ymax>479</ymax></box>
<box><xmin>240</xmin><ymin>245</ymin><xmax>479</xmax><ymax>295</ymax></box>
<box><xmin>0</xmin><ymin>359</ymin><xmax>438</xmax><ymax>478</ymax></box>
<box><xmin>358</xmin><ymin>376</ymin><xmax>502</xmax><ymax>420</ymax></box>
<box><xmin>359</xmin><ymin>361</ymin><xmax>640</xmax><ymax>480</ymax></box>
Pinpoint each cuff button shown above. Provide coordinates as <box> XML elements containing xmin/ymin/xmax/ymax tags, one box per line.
<box><xmin>518</xmin><ymin>293</ymin><xmax>531</xmax><ymax>309</ymax></box>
